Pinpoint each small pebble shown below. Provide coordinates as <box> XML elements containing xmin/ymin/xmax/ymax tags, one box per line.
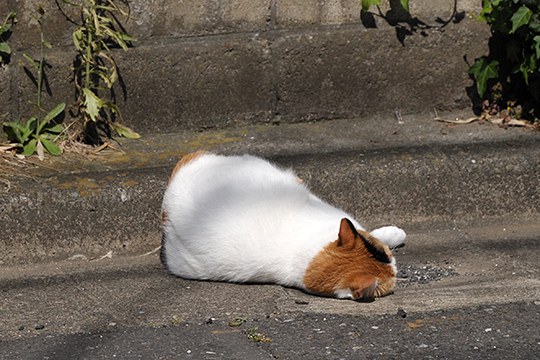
<box><xmin>34</xmin><ymin>324</ymin><xmax>45</xmax><ymax>330</ymax></box>
<box><xmin>397</xmin><ymin>308</ymin><xmax>407</xmax><ymax>318</ymax></box>
<box><xmin>18</xmin><ymin>325</ymin><xmax>24</xmax><ymax>331</ymax></box>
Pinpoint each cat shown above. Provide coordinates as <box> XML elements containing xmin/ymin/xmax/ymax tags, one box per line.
<box><xmin>161</xmin><ymin>151</ymin><xmax>406</xmax><ymax>300</ymax></box>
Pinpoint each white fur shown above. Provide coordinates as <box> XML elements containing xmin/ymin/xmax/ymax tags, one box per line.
<box><xmin>370</xmin><ymin>226</ymin><xmax>406</xmax><ymax>248</ymax></box>
<box><xmin>334</xmin><ymin>288</ymin><xmax>355</xmax><ymax>299</ymax></box>
<box><xmin>161</xmin><ymin>154</ymin><xmax>405</xmax><ymax>289</ymax></box>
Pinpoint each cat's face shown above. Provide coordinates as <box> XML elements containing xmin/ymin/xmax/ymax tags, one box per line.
<box><xmin>303</xmin><ymin>218</ymin><xmax>397</xmax><ymax>300</ymax></box>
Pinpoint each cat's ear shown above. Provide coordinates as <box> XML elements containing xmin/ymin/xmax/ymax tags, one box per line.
<box><xmin>350</xmin><ymin>275</ymin><xmax>378</xmax><ymax>300</ymax></box>
<box><xmin>337</xmin><ymin>218</ymin><xmax>358</xmax><ymax>249</ymax></box>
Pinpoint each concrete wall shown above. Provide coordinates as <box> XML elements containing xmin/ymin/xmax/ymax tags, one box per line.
<box><xmin>0</xmin><ymin>0</ymin><xmax>489</xmax><ymax>135</ymax></box>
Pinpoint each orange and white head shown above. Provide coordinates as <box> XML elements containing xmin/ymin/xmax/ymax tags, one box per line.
<box><xmin>303</xmin><ymin>218</ymin><xmax>397</xmax><ymax>300</ymax></box>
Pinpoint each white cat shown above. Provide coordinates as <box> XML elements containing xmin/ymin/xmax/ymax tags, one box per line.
<box><xmin>161</xmin><ymin>151</ymin><xmax>406</xmax><ymax>300</ymax></box>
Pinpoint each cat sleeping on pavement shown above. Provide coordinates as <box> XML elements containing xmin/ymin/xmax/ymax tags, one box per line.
<box><xmin>161</xmin><ymin>151</ymin><xmax>406</xmax><ymax>300</ymax></box>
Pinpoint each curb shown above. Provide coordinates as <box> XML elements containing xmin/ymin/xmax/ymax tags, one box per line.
<box><xmin>1</xmin><ymin>111</ymin><xmax>538</xmax><ymax>264</ymax></box>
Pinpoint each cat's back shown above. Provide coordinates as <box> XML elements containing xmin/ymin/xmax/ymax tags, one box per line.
<box><xmin>163</xmin><ymin>152</ymin><xmax>304</xmax><ymax>209</ymax></box>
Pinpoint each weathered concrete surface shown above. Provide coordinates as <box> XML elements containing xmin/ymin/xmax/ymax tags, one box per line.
<box><xmin>1</xmin><ymin>111</ymin><xmax>539</xmax><ymax>265</ymax></box>
<box><xmin>1</xmin><ymin>0</ymin><xmax>489</xmax><ymax>133</ymax></box>
<box><xmin>0</xmin><ymin>110</ymin><xmax>538</xmax><ymax>358</ymax></box>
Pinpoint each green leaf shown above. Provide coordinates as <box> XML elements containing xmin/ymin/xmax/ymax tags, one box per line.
<box><xmin>400</xmin><ymin>0</ymin><xmax>410</xmax><ymax>13</ymax></box>
<box><xmin>0</xmin><ymin>12</ymin><xmax>15</xmax><ymax>35</ymax></box>
<box><xmin>469</xmin><ymin>58</ymin><xmax>499</xmax><ymax>97</ymax></box>
<box><xmin>41</xmin><ymin>102</ymin><xmax>66</xmax><ymax>124</ymax></box>
<box><xmin>0</xmin><ymin>21</ymin><xmax>13</xmax><ymax>35</ymax></box>
<box><xmin>72</xmin><ymin>28</ymin><xmax>84</xmax><ymax>51</ymax></box>
<box><xmin>479</xmin><ymin>1</ymin><xmax>493</xmax><ymax>21</ymax></box>
<box><xmin>0</xmin><ymin>42</ymin><xmax>11</xmax><ymax>55</ymax></box>
<box><xmin>361</xmin><ymin>0</ymin><xmax>381</xmax><ymax>11</ymax></box>
<box><xmin>37</xmin><ymin>103</ymin><xmax>65</xmax><ymax>134</ymax></box>
<box><xmin>25</xmin><ymin>116</ymin><xmax>38</xmax><ymax>134</ymax></box>
<box><xmin>22</xmin><ymin>53</ymin><xmax>38</xmax><ymax>70</ymax></box>
<box><xmin>39</xmin><ymin>136</ymin><xmax>62</xmax><ymax>156</ymax></box>
<box><xmin>22</xmin><ymin>138</ymin><xmax>37</xmax><ymax>156</ymax></box>
<box><xmin>102</xmin><ymin>101</ymin><xmax>119</xmax><ymax>114</ymax></box>
<box><xmin>102</xmin><ymin>27</ymin><xmax>129</xmax><ymax>50</ymax></box>
<box><xmin>111</xmin><ymin>123</ymin><xmax>140</xmax><ymax>139</ymax></box>
<box><xmin>529</xmin><ymin>18</ymin><xmax>540</xmax><ymax>32</ymax></box>
<box><xmin>518</xmin><ymin>55</ymin><xmax>537</xmax><ymax>85</ymax></box>
<box><xmin>510</xmin><ymin>6</ymin><xmax>532</xmax><ymax>33</ymax></box>
<box><xmin>3</xmin><ymin>122</ymin><xmax>24</xmax><ymax>143</ymax></box>
<box><xmin>534</xmin><ymin>35</ymin><xmax>540</xmax><ymax>60</ymax></box>
<box><xmin>82</xmin><ymin>88</ymin><xmax>103</xmax><ymax>121</ymax></box>
<box><xmin>46</xmin><ymin>123</ymin><xmax>64</xmax><ymax>134</ymax></box>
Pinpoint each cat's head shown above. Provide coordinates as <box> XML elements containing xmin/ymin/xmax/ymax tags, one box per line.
<box><xmin>303</xmin><ymin>218</ymin><xmax>397</xmax><ymax>300</ymax></box>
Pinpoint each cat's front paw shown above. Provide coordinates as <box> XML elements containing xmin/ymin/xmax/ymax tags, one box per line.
<box><xmin>370</xmin><ymin>226</ymin><xmax>406</xmax><ymax>248</ymax></box>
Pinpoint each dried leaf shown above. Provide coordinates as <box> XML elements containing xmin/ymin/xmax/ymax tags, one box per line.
<box><xmin>489</xmin><ymin>117</ymin><xmax>530</xmax><ymax>127</ymax></box>
<box><xmin>36</xmin><ymin>139</ymin><xmax>45</xmax><ymax>161</ymax></box>
<box><xmin>407</xmin><ymin>319</ymin><xmax>424</xmax><ymax>330</ymax></box>
<box><xmin>0</xmin><ymin>144</ymin><xmax>18</xmax><ymax>152</ymax></box>
<box><xmin>434</xmin><ymin>117</ymin><xmax>480</xmax><ymax>124</ymax></box>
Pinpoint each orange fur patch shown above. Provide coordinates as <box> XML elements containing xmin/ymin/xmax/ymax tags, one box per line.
<box><xmin>163</xmin><ymin>151</ymin><xmax>208</xmax><ymax>225</ymax></box>
<box><xmin>161</xmin><ymin>209</ymin><xmax>169</xmax><ymax>225</ymax></box>
<box><xmin>168</xmin><ymin>150</ymin><xmax>208</xmax><ymax>184</ymax></box>
<box><xmin>303</xmin><ymin>219</ymin><xmax>396</xmax><ymax>299</ymax></box>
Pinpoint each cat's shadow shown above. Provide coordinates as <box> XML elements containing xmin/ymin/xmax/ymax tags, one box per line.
<box><xmin>169</xmin><ymin>273</ymin><xmax>380</xmax><ymax>303</ymax></box>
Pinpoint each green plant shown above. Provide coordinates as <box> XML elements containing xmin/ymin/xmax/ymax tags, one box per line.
<box><xmin>3</xmin><ymin>104</ymin><xmax>65</xmax><ymax>157</ymax></box>
<box><xmin>244</xmin><ymin>328</ymin><xmax>272</xmax><ymax>343</ymax></box>
<box><xmin>469</xmin><ymin>0</ymin><xmax>540</xmax><ymax>118</ymax></box>
<box><xmin>0</xmin><ymin>12</ymin><xmax>16</xmax><ymax>65</ymax></box>
<box><xmin>361</xmin><ymin>0</ymin><xmax>409</xmax><ymax>12</ymax></box>
<box><xmin>2</xmin><ymin>6</ymin><xmax>65</xmax><ymax>158</ymax></box>
<box><xmin>359</xmin><ymin>1</ymin><xmax>463</xmax><ymax>45</ymax></box>
<box><xmin>63</xmin><ymin>0</ymin><xmax>139</xmax><ymax>144</ymax></box>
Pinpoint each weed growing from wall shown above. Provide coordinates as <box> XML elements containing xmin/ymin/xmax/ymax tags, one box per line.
<box><xmin>2</xmin><ymin>6</ymin><xmax>65</xmax><ymax>159</ymax></box>
<box><xmin>63</xmin><ymin>0</ymin><xmax>139</xmax><ymax>145</ymax></box>
<box><xmin>0</xmin><ymin>12</ymin><xmax>17</xmax><ymax>65</ymax></box>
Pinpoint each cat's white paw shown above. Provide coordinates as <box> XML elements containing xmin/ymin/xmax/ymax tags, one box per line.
<box><xmin>370</xmin><ymin>226</ymin><xmax>406</xmax><ymax>248</ymax></box>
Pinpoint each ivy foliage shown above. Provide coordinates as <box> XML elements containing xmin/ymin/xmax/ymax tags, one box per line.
<box><xmin>469</xmin><ymin>0</ymin><xmax>540</xmax><ymax>118</ymax></box>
